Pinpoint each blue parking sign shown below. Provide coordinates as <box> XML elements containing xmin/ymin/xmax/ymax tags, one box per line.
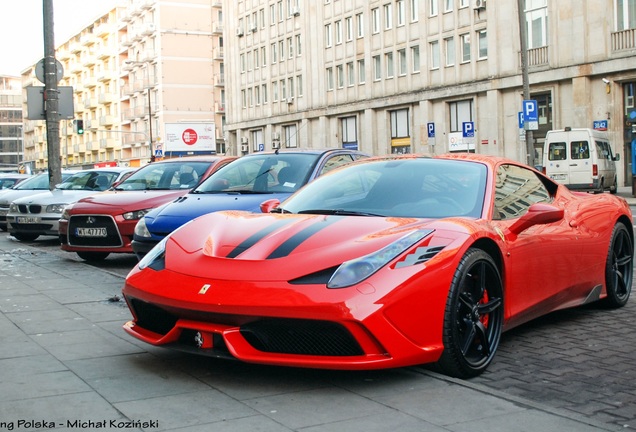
<box><xmin>462</xmin><ymin>122</ymin><xmax>474</xmax><ymax>138</ymax></box>
<box><xmin>427</xmin><ymin>122</ymin><xmax>435</xmax><ymax>138</ymax></box>
<box><xmin>523</xmin><ymin>100</ymin><xmax>538</xmax><ymax>130</ymax></box>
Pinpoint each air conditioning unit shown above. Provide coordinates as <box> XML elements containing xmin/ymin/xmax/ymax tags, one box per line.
<box><xmin>473</xmin><ymin>0</ymin><xmax>486</xmax><ymax>10</ymax></box>
<box><xmin>250</xmin><ymin>24</ymin><xmax>257</xmax><ymax>32</ymax></box>
<box><xmin>236</xmin><ymin>28</ymin><xmax>244</xmax><ymax>37</ymax></box>
<box><xmin>240</xmin><ymin>137</ymin><xmax>248</xmax><ymax>144</ymax></box>
<box><xmin>272</xmin><ymin>141</ymin><xmax>280</xmax><ymax>149</ymax></box>
<box><xmin>291</xmin><ymin>6</ymin><xmax>300</xmax><ymax>16</ymax></box>
<box><xmin>241</xmin><ymin>144</ymin><xmax>248</xmax><ymax>152</ymax></box>
<box><xmin>286</xmin><ymin>98</ymin><xmax>294</xmax><ymax>104</ymax></box>
<box><xmin>272</xmin><ymin>132</ymin><xmax>280</xmax><ymax>140</ymax></box>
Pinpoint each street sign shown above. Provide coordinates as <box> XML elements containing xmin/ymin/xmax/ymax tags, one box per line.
<box><xmin>26</xmin><ymin>86</ymin><xmax>74</xmax><ymax>120</ymax></box>
<box><xmin>427</xmin><ymin>122</ymin><xmax>435</xmax><ymax>138</ymax></box>
<box><xmin>35</xmin><ymin>58</ymin><xmax>64</xmax><ymax>84</ymax></box>
<box><xmin>593</xmin><ymin>120</ymin><xmax>608</xmax><ymax>131</ymax></box>
<box><xmin>462</xmin><ymin>122</ymin><xmax>474</xmax><ymax>138</ymax></box>
<box><xmin>523</xmin><ymin>100</ymin><xmax>538</xmax><ymax>130</ymax></box>
<box><xmin>518</xmin><ymin>112</ymin><xmax>524</xmax><ymax>129</ymax></box>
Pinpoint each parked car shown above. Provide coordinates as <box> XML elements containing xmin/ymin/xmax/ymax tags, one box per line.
<box><xmin>131</xmin><ymin>149</ymin><xmax>369</xmax><ymax>258</ymax></box>
<box><xmin>7</xmin><ymin>167</ymin><xmax>134</xmax><ymax>241</ymax></box>
<box><xmin>0</xmin><ymin>173</ymin><xmax>31</xmax><ymax>189</ymax></box>
<box><xmin>122</xmin><ymin>154</ymin><xmax>633</xmax><ymax>378</ymax></box>
<box><xmin>59</xmin><ymin>156</ymin><xmax>237</xmax><ymax>261</ymax></box>
<box><xmin>0</xmin><ymin>171</ymin><xmax>77</xmax><ymax>231</ymax></box>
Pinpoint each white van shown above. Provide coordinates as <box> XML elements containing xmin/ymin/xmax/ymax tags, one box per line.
<box><xmin>543</xmin><ymin>127</ymin><xmax>619</xmax><ymax>193</ymax></box>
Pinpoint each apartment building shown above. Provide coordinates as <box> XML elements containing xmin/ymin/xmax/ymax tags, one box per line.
<box><xmin>224</xmin><ymin>0</ymin><xmax>636</xmax><ymax>186</ymax></box>
<box><xmin>21</xmin><ymin>0</ymin><xmax>225</xmax><ymax>171</ymax></box>
<box><xmin>0</xmin><ymin>76</ymin><xmax>23</xmax><ymax>172</ymax></box>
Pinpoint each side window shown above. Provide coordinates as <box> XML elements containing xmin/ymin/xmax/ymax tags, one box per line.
<box><xmin>493</xmin><ymin>164</ymin><xmax>551</xmax><ymax>220</ymax></box>
<box><xmin>570</xmin><ymin>140</ymin><xmax>590</xmax><ymax>160</ymax></box>
<box><xmin>548</xmin><ymin>142</ymin><xmax>567</xmax><ymax>161</ymax></box>
<box><xmin>319</xmin><ymin>154</ymin><xmax>354</xmax><ymax>175</ymax></box>
<box><xmin>596</xmin><ymin>140</ymin><xmax>612</xmax><ymax>160</ymax></box>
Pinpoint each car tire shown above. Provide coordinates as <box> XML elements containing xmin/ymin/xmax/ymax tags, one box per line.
<box><xmin>609</xmin><ymin>177</ymin><xmax>617</xmax><ymax>194</ymax></box>
<box><xmin>12</xmin><ymin>233</ymin><xmax>39</xmax><ymax>241</ymax></box>
<box><xmin>602</xmin><ymin>222</ymin><xmax>633</xmax><ymax>308</ymax></box>
<box><xmin>436</xmin><ymin>248</ymin><xmax>504</xmax><ymax>378</ymax></box>
<box><xmin>76</xmin><ymin>251</ymin><xmax>110</xmax><ymax>262</ymax></box>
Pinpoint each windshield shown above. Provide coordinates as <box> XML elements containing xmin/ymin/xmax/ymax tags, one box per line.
<box><xmin>115</xmin><ymin>161</ymin><xmax>212</xmax><ymax>190</ymax></box>
<box><xmin>57</xmin><ymin>170</ymin><xmax>120</xmax><ymax>191</ymax></box>
<box><xmin>14</xmin><ymin>172</ymin><xmax>73</xmax><ymax>190</ymax></box>
<box><xmin>280</xmin><ymin>158</ymin><xmax>487</xmax><ymax>219</ymax></box>
<box><xmin>194</xmin><ymin>153</ymin><xmax>319</xmax><ymax>194</ymax></box>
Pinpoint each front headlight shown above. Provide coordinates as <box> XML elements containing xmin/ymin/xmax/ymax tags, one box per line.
<box><xmin>46</xmin><ymin>204</ymin><xmax>67</xmax><ymax>214</ymax></box>
<box><xmin>134</xmin><ymin>217</ymin><xmax>151</xmax><ymax>238</ymax></box>
<box><xmin>327</xmin><ymin>229</ymin><xmax>433</xmax><ymax>289</ymax></box>
<box><xmin>138</xmin><ymin>236</ymin><xmax>168</xmax><ymax>271</ymax></box>
<box><xmin>123</xmin><ymin>209</ymin><xmax>151</xmax><ymax>220</ymax></box>
<box><xmin>9</xmin><ymin>203</ymin><xmax>18</xmax><ymax>213</ymax></box>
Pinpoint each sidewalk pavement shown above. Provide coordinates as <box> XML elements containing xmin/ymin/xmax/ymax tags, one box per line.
<box><xmin>0</xmin><ymin>234</ymin><xmax>623</xmax><ymax>431</ymax></box>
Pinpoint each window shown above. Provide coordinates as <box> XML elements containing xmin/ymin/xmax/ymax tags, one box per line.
<box><xmin>430</xmin><ymin>40</ymin><xmax>440</xmax><ymax>69</ymax></box>
<box><xmin>288</xmin><ymin>77</ymin><xmax>294</xmax><ymax>98</ymax></box>
<box><xmin>273</xmin><ymin>81</ymin><xmax>279</xmax><ymax>101</ymax></box>
<box><xmin>357</xmin><ymin>13</ymin><xmax>364</xmax><ymax>37</ymax></box>
<box><xmin>335</xmin><ymin>20</ymin><xmax>343</xmax><ymax>44</ymax></box>
<box><xmin>253</xmin><ymin>49</ymin><xmax>259</xmax><ymax>69</ymax></box>
<box><xmin>240</xmin><ymin>53</ymin><xmax>246</xmax><ymax>73</ymax></box>
<box><xmin>386</xmin><ymin>52</ymin><xmax>394</xmax><ymax>78</ymax></box>
<box><xmin>337</xmin><ymin>64</ymin><xmax>344</xmax><ymax>88</ymax></box>
<box><xmin>449</xmin><ymin>99</ymin><xmax>473</xmax><ymax>132</ymax></box>
<box><xmin>281</xmin><ymin>79</ymin><xmax>286</xmax><ymax>100</ymax></box>
<box><xmin>345</xmin><ymin>16</ymin><xmax>353</xmax><ymax>41</ymax></box>
<box><xmin>460</xmin><ymin>33</ymin><xmax>471</xmax><ymax>63</ymax></box>
<box><xmin>410</xmin><ymin>0</ymin><xmax>419</xmax><ymax>22</ymax></box>
<box><xmin>525</xmin><ymin>0</ymin><xmax>548</xmax><ymax>49</ymax></box>
<box><xmin>445</xmin><ymin>37</ymin><xmax>455</xmax><ymax>66</ymax></box>
<box><xmin>288</xmin><ymin>37</ymin><xmax>294</xmax><ymax>58</ymax></box>
<box><xmin>444</xmin><ymin>0</ymin><xmax>453</xmax><ymax>13</ymax></box>
<box><xmin>373</xmin><ymin>55</ymin><xmax>381</xmax><ymax>80</ymax></box>
<box><xmin>284</xmin><ymin>124</ymin><xmax>298</xmax><ymax>148</ymax></box>
<box><xmin>398</xmin><ymin>49</ymin><xmax>407</xmax><ymax>75</ymax></box>
<box><xmin>297</xmin><ymin>75</ymin><xmax>303</xmax><ymax>97</ymax></box>
<box><xmin>241</xmin><ymin>89</ymin><xmax>246</xmax><ymax>108</ymax></box>
<box><xmin>255</xmin><ymin>85</ymin><xmax>261</xmax><ymax>105</ymax></box>
<box><xmin>270</xmin><ymin>4</ymin><xmax>276</xmax><ymax>25</ymax></box>
<box><xmin>358</xmin><ymin>59</ymin><xmax>366</xmax><ymax>83</ymax></box>
<box><xmin>430</xmin><ymin>0</ymin><xmax>438</xmax><ymax>16</ymax></box>
<box><xmin>617</xmin><ymin>0</ymin><xmax>636</xmax><ymax>30</ymax></box>
<box><xmin>570</xmin><ymin>141</ymin><xmax>590</xmax><ymax>160</ymax></box>
<box><xmin>279</xmin><ymin>40</ymin><xmax>285</xmax><ymax>61</ymax></box>
<box><xmin>271</xmin><ymin>43</ymin><xmax>277</xmax><ymax>63</ymax></box>
<box><xmin>390</xmin><ymin>109</ymin><xmax>410</xmax><ymax>138</ymax></box>
<box><xmin>327</xmin><ymin>67</ymin><xmax>334</xmax><ymax>90</ymax></box>
<box><xmin>341</xmin><ymin>116</ymin><xmax>358</xmax><ymax>148</ymax></box>
<box><xmin>372</xmin><ymin>8</ymin><xmax>380</xmax><ymax>33</ymax></box>
<box><xmin>478</xmin><ymin>30</ymin><xmax>487</xmax><ymax>59</ymax></box>
<box><xmin>397</xmin><ymin>0</ymin><xmax>405</xmax><ymax>26</ymax></box>
<box><xmin>347</xmin><ymin>62</ymin><xmax>355</xmax><ymax>86</ymax></box>
<box><xmin>547</xmin><ymin>142</ymin><xmax>566</xmax><ymax>161</ymax></box>
<box><xmin>262</xmin><ymin>84</ymin><xmax>268</xmax><ymax>103</ymax></box>
<box><xmin>325</xmin><ymin>23</ymin><xmax>333</xmax><ymax>47</ymax></box>
<box><xmin>295</xmin><ymin>35</ymin><xmax>302</xmax><ymax>56</ymax></box>
<box><xmin>459</xmin><ymin>0</ymin><xmax>469</xmax><ymax>7</ymax></box>
<box><xmin>261</xmin><ymin>46</ymin><xmax>267</xmax><ymax>66</ymax></box>
<box><xmin>411</xmin><ymin>45</ymin><xmax>420</xmax><ymax>72</ymax></box>
<box><xmin>493</xmin><ymin>164</ymin><xmax>551</xmax><ymax>220</ymax></box>
<box><xmin>384</xmin><ymin>3</ymin><xmax>393</xmax><ymax>30</ymax></box>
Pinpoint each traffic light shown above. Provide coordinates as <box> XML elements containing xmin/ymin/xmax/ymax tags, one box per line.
<box><xmin>76</xmin><ymin>119</ymin><xmax>84</xmax><ymax>135</ymax></box>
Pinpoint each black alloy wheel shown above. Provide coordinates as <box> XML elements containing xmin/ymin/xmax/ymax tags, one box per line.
<box><xmin>76</xmin><ymin>251</ymin><xmax>110</xmax><ymax>262</ymax></box>
<box><xmin>603</xmin><ymin>222</ymin><xmax>633</xmax><ymax>308</ymax></box>
<box><xmin>437</xmin><ymin>248</ymin><xmax>504</xmax><ymax>379</ymax></box>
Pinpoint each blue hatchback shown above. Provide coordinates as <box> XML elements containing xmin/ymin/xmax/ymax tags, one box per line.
<box><xmin>132</xmin><ymin>148</ymin><xmax>368</xmax><ymax>258</ymax></box>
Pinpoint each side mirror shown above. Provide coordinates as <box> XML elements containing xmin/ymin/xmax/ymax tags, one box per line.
<box><xmin>260</xmin><ymin>198</ymin><xmax>281</xmax><ymax>213</ymax></box>
<box><xmin>506</xmin><ymin>203</ymin><xmax>564</xmax><ymax>236</ymax></box>
<box><xmin>614</xmin><ymin>153</ymin><xmax>621</xmax><ymax>161</ymax></box>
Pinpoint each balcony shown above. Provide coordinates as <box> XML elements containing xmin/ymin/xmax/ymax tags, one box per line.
<box><xmin>83</xmin><ymin>77</ymin><xmax>98</xmax><ymax>88</ymax></box>
<box><xmin>141</xmin><ymin>23</ymin><xmax>156</xmax><ymax>36</ymax></box>
<box><xmin>213</xmin><ymin>23</ymin><xmax>224</xmax><ymax>34</ymax></box>
<box><xmin>83</xmin><ymin>97</ymin><xmax>98</xmax><ymax>109</ymax></box>
<box><xmin>139</xmin><ymin>0</ymin><xmax>154</xmax><ymax>10</ymax></box>
<box><xmin>612</xmin><ymin>28</ymin><xmax>636</xmax><ymax>51</ymax></box>
<box><xmin>74</xmin><ymin>102</ymin><xmax>85</xmax><ymax>113</ymax></box>
<box><xmin>100</xmin><ymin>138</ymin><xmax>117</xmax><ymax>149</ymax></box>
<box><xmin>213</xmin><ymin>47</ymin><xmax>224</xmax><ymax>59</ymax></box>
<box><xmin>100</xmin><ymin>115</ymin><xmax>117</xmax><ymax>126</ymax></box>
<box><xmin>520</xmin><ymin>46</ymin><xmax>549</xmax><ymax>68</ymax></box>
<box><xmin>98</xmin><ymin>92</ymin><xmax>115</xmax><ymax>104</ymax></box>
<box><xmin>214</xmin><ymin>74</ymin><xmax>225</xmax><ymax>86</ymax></box>
<box><xmin>98</xmin><ymin>70</ymin><xmax>115</xmax><ymax>82</ymax></box>
<box><xmin>215</xmin><ymin>102</ymin><xmax>225</xmax><ymax>113</ymax></box>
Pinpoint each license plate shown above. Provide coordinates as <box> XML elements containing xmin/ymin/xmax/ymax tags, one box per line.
<box><xmin>551</xmin><ymin>174</ymin><xmax>567</xmax><ymax>181</ymax></box>
<box><xmin>16</xmin><ymin>216</ymin><xmax>40</xmax><ymax>224</ymax></box>
<box><xmin>75</xmin><ymin>227</ymin><xmax>107</xmax><ymax>237</ymax></box>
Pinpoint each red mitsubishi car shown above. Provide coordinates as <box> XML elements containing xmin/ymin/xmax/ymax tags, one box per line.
<box><xmin>59</xmin><ymin>155</ymin><xmax>236</xmax><ymax>261</ymax></box>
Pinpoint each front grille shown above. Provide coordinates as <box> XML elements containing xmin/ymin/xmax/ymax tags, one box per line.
<box><xmin>68</xmin><ymin>215</ymin><xmax>122</xmax><ymax>247</ymax></box>
<box><xmin>17</xmin><ymin>204</ymin><xmax>42</xmax><ymax>214</ymax></box>
<box><xmin>129</xmin><ymin>298</ymin><xmax>178</xmax><ymax>335</ymax></box>
<box><xmin>240</xmin><ymin>319</ymin><xmax>364</xmax><ymax>356</ymax></box>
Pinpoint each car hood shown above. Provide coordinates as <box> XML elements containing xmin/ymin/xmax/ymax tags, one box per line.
<box><xmin>145</xmin><ymin>192</ymin><xmax>292</xmax><ymax>235</ymax></box>
<box><xmin>162</xmin><ymin>211</ymin><xmax>472</xmax><ymax>281</ymax></box>
<box><xmin>72</xmin><ymin>190</ymin><xmax>188</xmax><ymax>214</ymax></box>
<box><xmin>12</xmin><ymin>189</ymin><xmax>101</xmax><ymax>206</ymax></box>
<box><xmin>0</xmin><ymin>189</ymin><xmax>51</xmax><ymax>205</ymax></box>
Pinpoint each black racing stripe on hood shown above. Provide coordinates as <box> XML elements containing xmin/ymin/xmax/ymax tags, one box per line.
<box><xmin>267</xmin><ymin>216</ymin><xmax>342</xmax><ymax>259</ymax></box>
<box><xmin>227</xmin><ymin>219</ymin><xmax>296</xmax><ymax>258</ymax></box>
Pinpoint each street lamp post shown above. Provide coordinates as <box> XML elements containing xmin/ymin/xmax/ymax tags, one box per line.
<box><xmin>124</xmin><ymin>60</ymin><xmax>155</xmax><ymax>161</ymax></box>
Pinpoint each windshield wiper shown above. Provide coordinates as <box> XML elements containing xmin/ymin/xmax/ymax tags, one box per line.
<box><xmin>297</xmin><ymin>209</ymin><xmax>384</xmax><ymax>217</ymax></box>
<box><xmin>269</xmin><ymin>207</ymin><xmax>293</xmax><ymax>213</ymax></box>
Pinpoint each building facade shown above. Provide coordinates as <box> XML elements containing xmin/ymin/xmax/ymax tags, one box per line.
<box><xmin>224</xmin><ymin>0</ymin><xmax>636</xmax><ymax>185</ymax></box>
<box><xmin>21</xmin><ymin>0</ymin><xmax>226</xmax><ymax>171</ymax></box>
<box><xmin>0</xmin><ymin>76</ymin><xmax>24</xmax><ymax>172</ymax></box>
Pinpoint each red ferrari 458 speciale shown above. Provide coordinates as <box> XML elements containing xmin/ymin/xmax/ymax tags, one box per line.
<box><xmin>122</xmin><ymin>154</ymin><xmax>633</xmax><ymax>378</ymax></box>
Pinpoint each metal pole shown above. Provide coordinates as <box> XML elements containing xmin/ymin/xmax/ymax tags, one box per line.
<box><xmin>43</xmin><ymin>0</ymin><xmax>61</xmax><ymax>188</ymax></box>
<box><xmin>147</xmin><ymin>87</ymin><xmax>154</xmax><ymax>160</ymax></box>
<box><xmin>517</xmin><ymin>0</ymin><xmax>535</xmax><ymax>168</ymax></box>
